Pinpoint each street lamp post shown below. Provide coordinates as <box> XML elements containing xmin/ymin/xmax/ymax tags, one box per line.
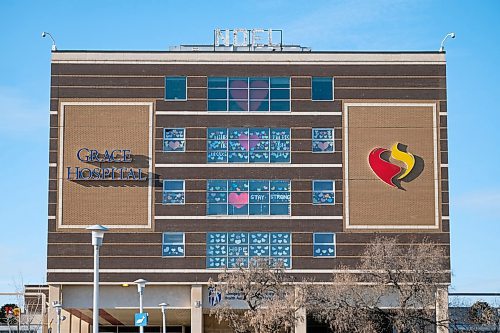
<box><xmin>134</xmin><ymin>279</ymin><xmax>148</xmax><ymax>333</ymax></box>
<box><xmin>159</xmin><ymin>303</ymin><xmax>167</xmax><ymax>333</ymax></box>
<box><xmin>52</xmin><ymin>302</ymin><xmax>62</xmax><ymax>333</ymax></box>
<box><xmin>87</xmin><ymin>225</ymin><xmax>108</xmax><ymax>333</ymax></box>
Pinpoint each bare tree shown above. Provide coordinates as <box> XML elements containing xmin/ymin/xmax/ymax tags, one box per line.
<box><xmin>209</xmin><ymin>258</ymin><xmax>305</xmax><ymax>333</ymax></box>
<box><xmin>12</xmin><ymin>276</ymin><xmax>47</xmax><ymax>333</ymax></box>
<box><xmin>308</xmin><ymin>237</ymin><xmax>448</xmax><ymax>333</ymax></box>
<box><xmin>449</xmin><ymin>299</ymin><xmax>500</xmax><ymax>332</ymax></box>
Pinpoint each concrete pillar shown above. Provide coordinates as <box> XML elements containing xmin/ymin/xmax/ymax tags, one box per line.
<box><xmin>294</xmin><ymin>286</ymin><xmax>306</xmax><ymax>333</ymax></box>
<box><xmin>435</xmin><ymin>286</ymin><xmax>449</xmax><ymax>333</ymax></box>
<box><xmin>191</xmin><ymin>285</ymin><xmax>204</xmax><ymax>333</ymax></box>
<box><xmin>48</xmin><ymin>285</ymin><xmax>61</xmax><ymax>333</ymax></box>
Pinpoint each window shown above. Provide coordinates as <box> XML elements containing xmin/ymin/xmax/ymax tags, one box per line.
<box><xmin>313</xmin><ymin>233</ymin><xmax>336</xmax><ymax>257</ymax></box>
<box><xmin>206</xmin><ymin>180</ymin><xmax>291</xmax><ymax>215</ymax></box>
<box><xmin>312</xmin><ymin>180</ymin><xmax>335</xmax><ymax>205</ymax></box>
<box><xmin>163</xmin><ymin>128</ymin><xmax>185</xmax><ymax>152</ymax></box>
<box><xmin>208</xmin><ymin>77</ymin><xmax>290</xmax><ymax>112</ymax></box>
<box><xmin>312</xmin><ymin>77</ymin><xmax>334</xmax><ymax>101</ymax></box>
<box><xmin>206</xmin><ymin>232</ymin><xmax>291</xmax><ymax>268</ymax></box>
<box><xmin>312</xmin><ymin>128</ymin><xmax>334</xmax><ymax>153</ymax></box>
<box><xmin>162</xmin><ymin>232</ymin><xmax>185</xmax><ymax>257</ymax></box>
<box><xmin>207</xmin><ymin>128</ymin><xmax>291</xmax><ymax>163</ymax></box>
<box><xmin>165</xmin><ymin>76</ymin><xmax>187</xmax><ymax>100</ymax></box>
<box><xmin>163</xmin><ymin>180</ymin><xmax>185</xmax><ymax>205</ymax></box>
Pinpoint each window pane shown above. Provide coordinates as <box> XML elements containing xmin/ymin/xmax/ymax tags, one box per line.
<box><xmin>229</xmin><ymin>77</ymin><xmax>248</xmax><ymax>89</ymax></box>
<box><xmin>162</xmin><ymin>244</ymin><xmax>184</xmax><ymax>257</ymax></box>
<box><xmin>249</xmin><ymin>204</ymin><xmax>270</xmax><ymax>215</ymax></box>
<box><xmin>207</xmin><ymin>257</ymin><xmax>227</xmax><ymax>268</ymax></box>
<box><xmin>207</xmin><ymin>244</ymin><xmax>227</xmax><ymax>256</ymax></box>
<box><xmin>207</xmin><ymin>191</ymin><xmax>227</xmax><ymax>203</ymax></box>
<box><xmin>164</xmin><ymin>180</ymin><xmax>184</xmax><ymax>191</ymax></box>
<box><xmin>228</xmin><ymin>246</ymin><xmax>248</xmax><ymax>257</ymax></box>
<box><xmin>228</xmin><ymin>233</ymin><xmax>248</xmax><ymax>245</ymax></box>
<box><xmin>250</xmin><ymin>233</ymin><xmax>269</xmax><ymax>244</ymax></box>
<box><xmin>163</xmin><ymin>233</ymin><xmax>184</xmax><ymax>244</ymax></box>
<box><xmin>207</xmin><ymin>204</ymin><xmax>227</xmax><ymax>215</ymax></box>
<box><xmin>228</xmin><ymin>257</ymin><xmax>248</xmax><ymax>268</ymax></box>
<box><xmin>271</xmin><ymin>233</ymin><xmax>291</xmax><ymax>244</ymax></box>
<box><xmin>165</xmin><ymin>77</ymin><xmax>186</xmax><ymax>100</ymax></box>
<box><xmin>314</xmin><ymin>245</ymin><xmax>335</xmax><ymax>257</ymax></box>
<box><xmin>314</xmin><ymin>233</ymin><xmax>335</xmax><ymax>244</ymax></box>
<box><xmin>250</xmin><ymin>245</ymin><xmax>270</xmax><ymax>256</ymax></box>
<box><xmin>163</xmin><ymin>191</ymin><xmax>184</xmax><ymax>204</ymax></box>
<box><xmin>250</xmin><ymin>89</ymin><xmax>269</xmax><ymax>100</ymax></box>
<box><xmin>207</xmin><ymin>233</ymin><xmax>227</xmax><ymax>244</ymax></box>
<box><xmin>270</xmin><ymin>204</ymin><xmax>290</xmax><ymax>215</ymax></box>
<box><xmin>270</xmin><ymin>89</ymin><xmax>290</xmax><ymax>99</ymax></box>
<box><xmin>271</xmin><ymin>245</ymin><xmax>290</xmax><ymax>256</ymax></box>
<box><xmin>208</xmin><ymin>89</ymin><xmax>227</xmax><ymax>99</ymax></box>
<box><xmin>271</xmin><ymin>180</ymin><xmax>290</xmax><ymax>191</ymax></box>
<box><xmin>270</xmin><ymin>101</ymin><xmax>290</xmax><ymax>111</ymax></box>
<box><xmin>313</xmin><ymin>180</ymin><xmax>334</xmax><ymax>191</ymax></box>
<box><xmin>312</xmin><ymin>77</ymin><xmax>333</xmax><ymax>101</ymax></box>
<box><xmin>270</xmin><ymin>77</ymin><xmax>290</xmax><ymax>88</ymax></box>
<box><xmin>208</xmin><ymin>100</ymin><xmax>227</xmax><ymax>111</ymax></box>
<box><xmin>249</xmin><ymin>100</ymin><xmax>269</xmax><ymax>111</ymax></box>
<box><xmin>229</xmin><ymin>100</ymin><xmax>248</xmax><ymax>111</ymax></box>
<box><xmin>164</xmin><ymin>139</ymin><xmax>185</xmax><ymax>152</ymax></box>
<box><xmin>207</xmin><ymin>180</ymin><xmax>227</xmax><ymax>191</ymax></box>
<box><xmin>208</xmin><ymin>77</ymin><xmax>227</xmax><ymax>88</ymax></box>
<box><xmin>249</xmin><ymin>77</ymin><xmax>269</xmax><ymax>88</ymax></box>
<box><xmin>229</xmin><ymin>89</ymin><xmax>248</xmax><ymax>101</ymax></box>
<box><xmin>164</xmin><ymin>128</ymin><xmax>184</xmax><ymax>139</ymax></box>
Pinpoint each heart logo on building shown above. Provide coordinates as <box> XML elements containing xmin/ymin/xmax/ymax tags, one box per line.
<box><xmin>228</xmin><ymin>192</ymin><xmax>249</xmax><ymax>208</ymax></box>
<box><xmin>368</xmin><ymin>143</ymin><xmax>424</xmax><ymax>190</ymax></box>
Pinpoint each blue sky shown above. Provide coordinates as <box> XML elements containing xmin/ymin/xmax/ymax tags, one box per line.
<box><xmin>0</xmin><ymin>0</ymin><xmax>499</xmax><ymax>294</ymax></box>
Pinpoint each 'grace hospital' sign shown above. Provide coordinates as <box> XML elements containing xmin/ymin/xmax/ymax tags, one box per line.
<box><xmin>66</xmin><ymin>148</ymin><xmax>147</xmax><ymax>181</ymax></box>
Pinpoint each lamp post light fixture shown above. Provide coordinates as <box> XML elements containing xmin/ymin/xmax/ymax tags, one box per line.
<box><xmin>134</xmin><ymin>279</ymin><xmax>148</xmax><ymax>333</ymax></box>
<box><xmin>159</xmin><ymin>303</ymin><xmax>168</xmax><ymax>333</ymax></box>
<box><xmin>439</xmin><ymin>32</ymin><xmax>456</xmax><ymax>52</ymax></box>
<box><xmin>87</xmin><ymin>224</ymin><xmax>108</xmax><ymax>333</ymax></box>
<box><xmin>52</xmin><ymin>302</ymin><xmax>62</xmax><ymax>333</ymax></box>
<box><xmin>41</xmin><ymin>31</ymin><xmax>57</xmax><ymax>51</ymax></box>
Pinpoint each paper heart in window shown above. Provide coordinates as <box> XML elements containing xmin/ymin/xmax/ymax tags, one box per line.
<box><xmin>230</xmin><ymin>80</ymin><xmax>270</xmax><ymax>110</ymax></box>
<box><xmin>167</xmin><ymin>141</ymin><xmax>182</xmax><ymax>150</ymax></box>
<box><xmin>228</xmin><ymin>192</ymin><xmax>249</xmax><ymax>208</ymax></box>
<box><xmin>238</xmin><ymin>134</ymin><xmax>261</xmax><ymax>151</ymax></box>
<box><xmin>316</xmin><ymin>141</ymin><xmax>332</xmax><ymax>151</ymax></box>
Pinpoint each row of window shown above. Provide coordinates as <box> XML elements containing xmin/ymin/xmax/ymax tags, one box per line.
<box><xmin>165</xmin><ymin>76</ymin><xmax>335</xmax><ymax>107</ymax></box>
<box><xmin>162</xmin><ymin>232</ymin><xmax>337</xmax><ymax>267</ymax></box>
<box><xmin>163</xmin><ymin>179</ymin><xmax>336</xmax><ymax>212</ymax></box>
<box><xmin>164</xmin><ymin>127</ymin><xmax>335</xmax><ymax>158</ymax></box>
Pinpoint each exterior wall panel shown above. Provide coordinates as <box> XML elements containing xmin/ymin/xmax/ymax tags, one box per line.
<box><xmin>47</xmin><ymin>52</ymin><xmax>450</xmax><ymax>285</ymax></box>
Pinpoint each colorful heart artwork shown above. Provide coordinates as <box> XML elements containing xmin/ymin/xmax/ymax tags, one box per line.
<box><xmin>368</xmin><ymin>148</ymin><xmax>402</xmax><ymax>188</ymax></box>
<box><xmin>228</xmin><ymin>192</ymin><xmax>249</xmax><ymax>208</ymax></box>
<box><xmin>368</xmin><ymin>143</ymin><xmax>418</xmax><ymax>189</ymax></box>
<box><xmin>238</xmin><ymin>135</ymin><xmax>261</xmax><ymax>150</ymax></box>
<box><xmin>229</xmin><ymin>80</ymin><xmax>269</xmax><ymax>110</ymax></box>
<box><xmin>168</xmin><ymin>141</ymin><xmax>181</xmax><ymax>150</ymax></box>
<box><xmin>317</xmin><ymin>141</ymin><xmax>331</xmax><ymax>151</ymax></box>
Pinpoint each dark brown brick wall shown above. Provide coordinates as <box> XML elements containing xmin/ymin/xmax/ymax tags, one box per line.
<box><xmin>47</xmin><ymin>58</ymin><xmax>450</xmax><ymax>283</ymax></box>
